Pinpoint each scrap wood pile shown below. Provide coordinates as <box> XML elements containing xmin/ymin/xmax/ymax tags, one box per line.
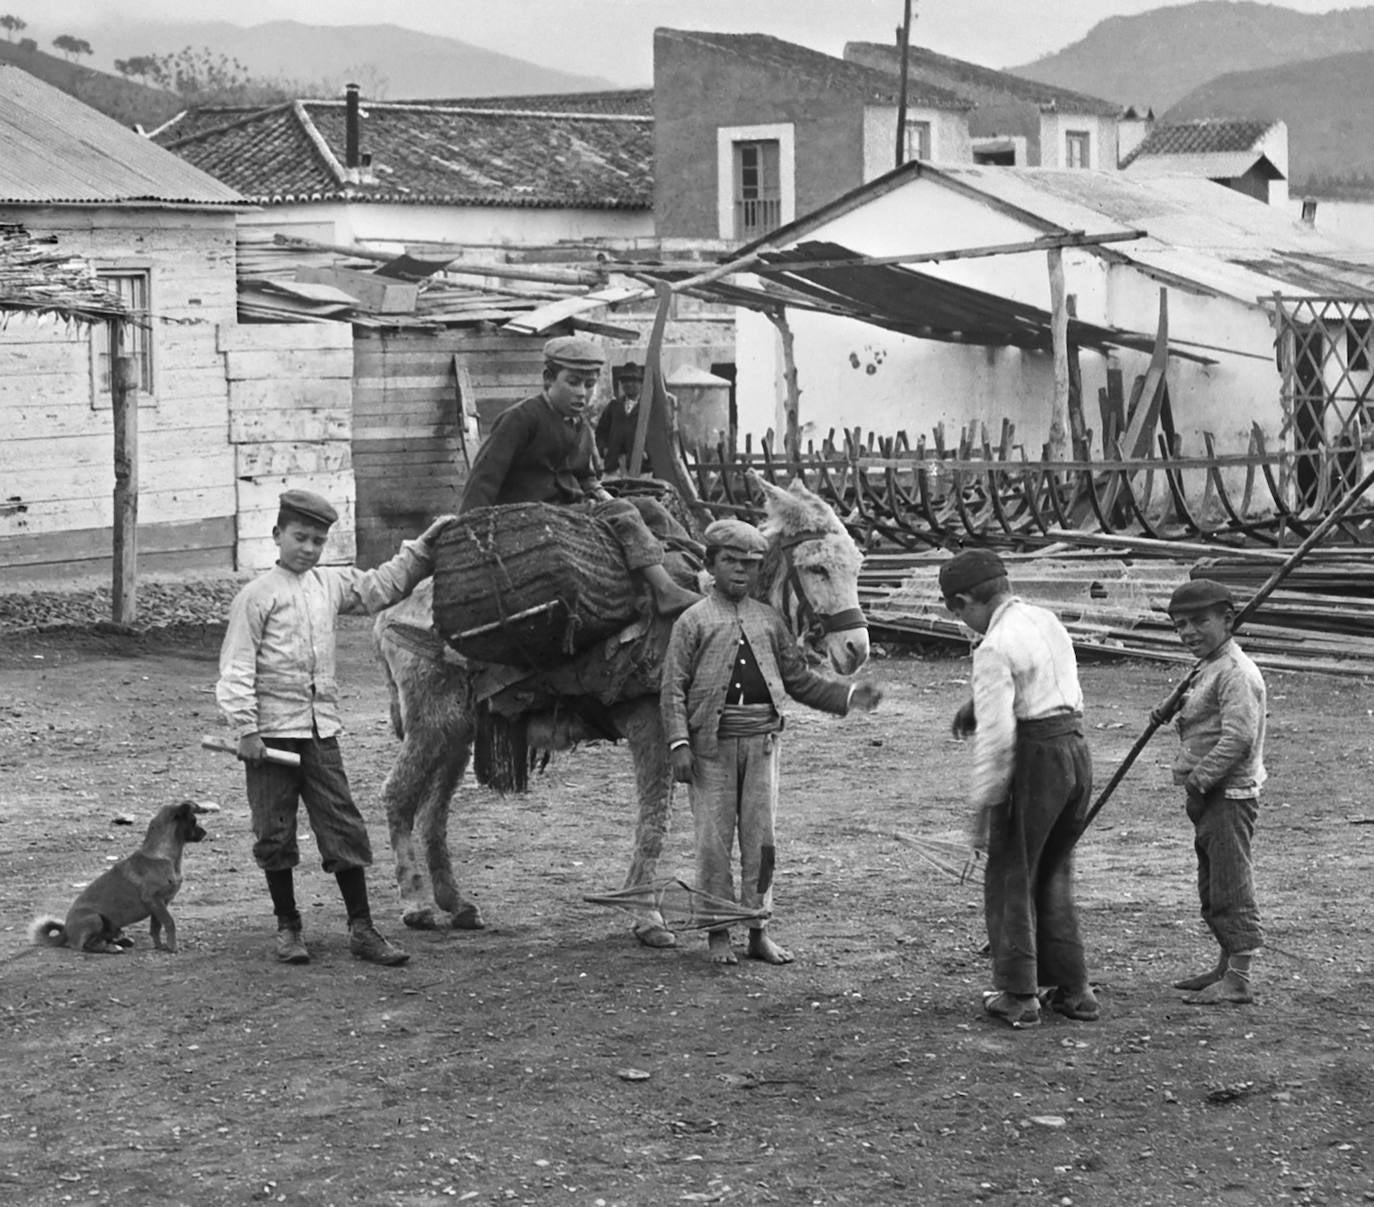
<box><xmin>860</xmin><ymin>539</ymin><xmax>1374</xmax><ymax>677</ymax></box>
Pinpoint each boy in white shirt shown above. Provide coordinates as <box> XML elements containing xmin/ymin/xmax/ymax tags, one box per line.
<box><xmin>944</xmin><ymin>549</ymin><xmax>1097</xmax><ymax>1028</ymax></box>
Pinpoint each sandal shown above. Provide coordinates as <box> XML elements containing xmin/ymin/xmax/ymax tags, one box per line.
<box><xmin>982</xmin><ymin>991</ymin><xmax>1041</xmax><ymax>1028</ymax></box>
<box><xmin>1042</xmin><ymin>986</ymin><xmax>1100</xmax><ymax>1021</ymax></box>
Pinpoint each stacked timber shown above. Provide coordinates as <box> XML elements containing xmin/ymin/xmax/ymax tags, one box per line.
<box><xmin>861</xmin><ymin>546</ymin><xmax>1374</xmax><ymax>677</ymax></box>
<box><xmin>432</xmin><ymin>504</ymin><xmax>638</xmax><ymax>666</ymax></box>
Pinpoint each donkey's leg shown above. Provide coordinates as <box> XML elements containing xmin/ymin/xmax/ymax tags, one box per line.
<box><xmin>616</xmin><ymin>698</ymin><xmax>678</xmax><ymax>949</ymax></box>
<box><xmin>379</xmin><ymin>653</ymin><xmax>480</xmax><ymax>930</ymax></box>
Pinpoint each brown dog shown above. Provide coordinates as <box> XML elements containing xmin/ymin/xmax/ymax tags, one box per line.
<box><xmin>29</xmin><ymin>800</ymin><xmax>214</xmax><ymax>954</ymax></box>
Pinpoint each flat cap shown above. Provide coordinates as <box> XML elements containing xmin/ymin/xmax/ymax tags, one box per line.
<box><xmin>618</xmin><ymin>360</ymin><xmax>644</xmax><ymax>380</ymax></box>
<box><xmin>543</xmin><ymin>335</ymin><xmax>605</xmax><ymax>370</ymax></box>
<box><xmin>278</xmin><ymin>488</ymin><xmax>338</xmax><ymax>527</ymax></box>
<box><xmin>938</xmin><ymin>548</ymin><xmax>1006</xmax><ymax>597</ymax></box>
<box><xmin>1168</xmin><ymin>578</ymin><xmax>1234</xmax><ymax>614</ymax></box>
<box><xmin>704</xmin><ymin>517</ymin><xmax>768</xmax><ymax>560</ymax></box>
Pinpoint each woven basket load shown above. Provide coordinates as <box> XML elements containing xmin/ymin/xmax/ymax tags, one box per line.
<box><xmin>432</xmin><ymin>504</ymin><xmax>639</xmax><ymax>666</ymax></box>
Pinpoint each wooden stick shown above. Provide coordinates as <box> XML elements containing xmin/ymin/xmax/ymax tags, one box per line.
<box><xmin>201</xmin><ymin>734</ymin><xmax>302</xmax><ymax>768</ymax></box>
<box><xmin>1080</xmin><ymin>461</ymin><xmax>1374</xmax><ymax>834</ymax></box>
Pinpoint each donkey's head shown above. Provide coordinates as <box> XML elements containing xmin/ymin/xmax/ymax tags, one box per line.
<box><xmin>752</xmin><ymin>474</ymin><xmax>870</xmax><ymax>676</ymax></box>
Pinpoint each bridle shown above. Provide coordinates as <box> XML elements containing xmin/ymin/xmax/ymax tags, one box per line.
<box><xmin>774</xmin><ymin>528</ymin><xmax>868</xmax><ymax>647</ymax></box>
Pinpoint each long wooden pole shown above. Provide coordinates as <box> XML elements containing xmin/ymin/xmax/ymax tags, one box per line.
<box><xmin>111</xmin><ymin>348</ymin><xmax>138</xmax><ymax>625</ymax></box>
<box><xmin>1079</xmin><ymin>460</ymin><xmax>1374</xmax><ymax>835</ymax></box>
<box><xmin>894</xmin><ymin>0</ymin><xmax>913</xmax><ymax>170</ymax></box>
<box><xmin>1047</xmin><ymin>247</ymin><xmax>1070</xmax><ymax>460</ymax></box>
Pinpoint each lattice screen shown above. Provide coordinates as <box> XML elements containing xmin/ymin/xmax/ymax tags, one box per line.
<box><xmin>1271</xmin><ymin>295</ymin><xmax>1374</xmax><ymax>509</ymax></box>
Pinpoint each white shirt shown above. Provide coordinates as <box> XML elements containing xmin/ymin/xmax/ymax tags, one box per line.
<box><xmin>969</xmin><ymin>597</ymin><xmax>1083</xmax><ymax>810</ymax></box>
<box><xmin>216</xmin><ymin>540</ymin><xmax>434</xmax><ymax>739</ymax></box>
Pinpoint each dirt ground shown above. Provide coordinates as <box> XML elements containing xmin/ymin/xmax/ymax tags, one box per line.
<box><xmin>1</xmin><ymin>616</ymin><xmax>1372</xmax><ymax>1207</ymax></box>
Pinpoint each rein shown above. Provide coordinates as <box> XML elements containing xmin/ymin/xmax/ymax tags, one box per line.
<box><xmin>774</xmin><ymin>528</ymin><xmax>867</xmax><ymax>646</ymax></box>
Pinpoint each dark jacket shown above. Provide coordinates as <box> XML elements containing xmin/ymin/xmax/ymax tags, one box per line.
<box><xmin>460</xmin><ymin>394</ymin><xmax>597</xmax><ymax>513</ymax></box>
<box><xmin>596</xmin><ymin>396</ymin><xmax>649</xmax><ymax>474</ymax></box>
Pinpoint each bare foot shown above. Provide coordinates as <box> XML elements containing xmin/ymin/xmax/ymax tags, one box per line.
<box><xmin>632</xmin><ymin>920</ymin><xmax>678</xmax><ymax>949</ymax></box>
<box><xmin>1173</xmin><ymin>958</ymin><xmax>1227</xmax><ymax>991</ymax></box>
<box><xmin>708</xmin><ymin>930</ymin><xmax>737</xmax><ymax>965</ymax></box>
<box><xmin>747</xmin><ymin>930</ymin><xmax>793</xmax><ymax>965</ymax></box>
<box><xmin>1184</xmin><ymin>970</ymin><xmax>1254</xmax><ymax>1005</ymax></box>
<box><xmin>654</xmin><ymin>584</ymin><xmax>704</xmax><ymax>615</ymax></box>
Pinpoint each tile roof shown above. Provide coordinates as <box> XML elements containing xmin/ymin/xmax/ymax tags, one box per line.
<box><xmin>0</xmin><ymin>67</ymin><xmax>243</xmax><ymax>207</ymax></box>
<box><xmin>154</xmin><ymin>98</ymin><xmax>652</xmax><ymax>209</ymax></box>
<box><xmin>845</xmin><ymin>42</ymin><xmax>1120</xmax><ymax>116</ymax></box>
<box><xmin>428</xmin><ymin>89</ymin><xmax>654</xmax><ymax>116</ymax></box>
<box><xmin>658</xmin><ymin>29</ymin><xmax>974</xmax><ymax>110</ymax></box>
<box><xmin>1122</xmin><ymin>119</ymin><xmax>1275</xmax><ymax>166</ymax></box>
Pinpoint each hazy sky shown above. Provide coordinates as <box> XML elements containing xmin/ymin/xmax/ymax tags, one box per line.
<box><xmin>27</xmin><ymin>0</ymin><xmax>1372</xmax><ymax>75</ymax></box>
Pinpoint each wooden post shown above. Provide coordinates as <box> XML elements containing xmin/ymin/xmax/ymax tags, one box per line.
<box><xmin>1065</xmin><ymin>294</ymin><xmax>1088</xmax><ymax>459</ymax></box>
<box><xmin>111</xmin><ymin>348</ymin><xmax>138</xmax><ymax>625</ymax></box>
<box><xmin>765</xmin><ymin>306</ymin><xmax>803</xmax><ymax>473</ymax></box>
<box><xmin>1046</xmin><ymin>247</ymin><xmax>1070</xmax><ymax>459</ymax></box>
<box><xmin>894</xmin><ymin>0</ymin><xmax>913</xmax><ymax>170</ymax></box>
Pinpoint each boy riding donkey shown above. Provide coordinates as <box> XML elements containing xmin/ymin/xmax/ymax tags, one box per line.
<box><xmin>459</xmin><ymin>335</ymin><xmax>700</xmax><ymax>616</ymax></box>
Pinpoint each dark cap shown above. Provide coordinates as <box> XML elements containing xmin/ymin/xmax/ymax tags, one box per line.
<box><xmin>704</xmin><ymin>517</ymin><xmax>768</xmax><ymax>560</ymax></box>
<box><xmin>938</xmin><ymin>548</ymin><xmax>1007</xmax><ymax>597</ymax></box>
<box><xmin>1168</xmin><ymin>578</ymin><xmax>1234</xmax><ymax>615</ymax></box>
<box><xmin>618</xmin><ymin>360</ymin><xmax>644</xmax><ymax>380</ymax></box>
<box><xmin>543</xmin><ymin>335</ymin><xmax>605</xmax><ymax>371</ymax></box>
<box><xmin>278</xmin><ymin>488</ymin><xmax>338</xmax><ymax>528</ymax></box>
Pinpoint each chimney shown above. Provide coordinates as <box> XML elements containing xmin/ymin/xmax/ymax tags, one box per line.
<box><xmin>1301</xmin><ymin>197</ymin><xmax>1318</xmax><ymax>227</ymax></box>
<box><xmin>345</xmin><ymin>83</ymin><xmax>360</xmax><ymax>169</ymax></box>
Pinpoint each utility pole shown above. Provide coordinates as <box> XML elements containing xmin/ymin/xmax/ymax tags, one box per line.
<box><xmin>894</xmin><ymin>0</ymin><xmax>914</xmax><ymax>169</ymax></box>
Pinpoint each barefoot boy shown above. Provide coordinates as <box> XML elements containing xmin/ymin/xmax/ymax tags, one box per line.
<box><xmin>1155</xmin><ymin>578</ymin><xmax>1266</xmax><ymax>1005</ymax></box>
<box><xmin>661</xmin><ymin>518</ymin><xmax>881</xmax><ymax>966</ymax></box>
<box><xmin>943</xmin><ymin>548</ymin><xmax>1097</xmax><ymax>1028</ymax></box>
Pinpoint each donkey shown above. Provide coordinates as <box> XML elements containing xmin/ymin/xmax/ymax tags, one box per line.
<box><xmin>372</xmin><ymin>476</ymin><xmax>869</xmax><ymax>946</ymax></box>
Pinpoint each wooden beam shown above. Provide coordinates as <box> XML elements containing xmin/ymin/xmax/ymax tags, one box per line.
<box><xmin>765</xmin><ymin>307</ymin><xmax>803</xmax><ymax>471</ymax></box>
<box><xmin>1047</xmin><ymin>247</ymin><xmax>1070</xmax><ymax>459</ymax></box>
<box><xmin>111</xmin><ymin>351</ymin><xmax>138</xmax><ymax>625</ymax></box>
<box><xmin>617</xmin><ymin>230</ymin><xmax>1148</xmax><ymax>281</ymax></box>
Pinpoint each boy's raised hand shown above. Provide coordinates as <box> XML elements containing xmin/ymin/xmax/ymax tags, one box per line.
<box><xmin>850</xmin><ymin>681</ymin><xmax>883</xmax><ymax>712</ymax></box>
<box><xmin>670</xmin><ymin>745</ymin><xmax>694</xmax><ymax>784</ymax></box>
<box><xmin>420</xmin><ymin>515</ymin><xmax>457</xmax><ymax>544</ymax></box>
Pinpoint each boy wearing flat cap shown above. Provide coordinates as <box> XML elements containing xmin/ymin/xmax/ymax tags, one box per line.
<box><xmin>217</xmin><ymin>489</ymin><xmax>453</xmax><ymax>966</ymax></box>
<box><xmin>460</xmin><ymin>336</ymin><xmax>698</xmax><ymax>614</ymax></box>
<box><xmin>1155</xmin><ymin>577</ymin><xmax>1266</xmax><ymax>1005</ymax></box>
<box><xmin>596</xmin><ymin>360</ymin><xmax>649</xmax><ymax>475</ymax></box>
<box><xmin>662</xmin><ymin>518</ymin><xmax>881</xmax><ymax>966</ymax></box>
<box><xmin>943</xmin><ymin>548</ymin><xmax>1097</xmax><ymax>1028</ymax></box>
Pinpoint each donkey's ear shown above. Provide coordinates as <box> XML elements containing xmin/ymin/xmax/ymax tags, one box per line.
<box><xmin>749</xmin><ymin>471</ymin><xmax>786</xmax><ymax>505</ymax></box>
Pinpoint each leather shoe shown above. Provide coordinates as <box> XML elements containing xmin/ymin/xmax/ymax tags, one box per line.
<box><xmin>275</xmin><ymin>927</ymin><xmax>310</xmax><ymax>965</ymax></box>
<box><xmin>348</xmin><ymin>919</ymin><xmax>410</xmax><ymax>966</ymax></box>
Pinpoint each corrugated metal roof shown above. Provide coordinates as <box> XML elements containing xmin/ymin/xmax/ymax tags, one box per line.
<box><xmin>935</xmin><ymin>166</ymin><xmax>1330</xmax><ymax>255</ymax></box>
<box><xmin>647</xmin><ymin>238</ymin><xmax>1214</xmax><ymax>362</ymax></box>
<box><xmin>0</xmin><ymin>67</ymin><xmax>243</xmax><ymax>207</ymax></box>
<box><xmin>157</xmin><ymin>97</ymin><xmax>651</xmax><ymax>209</ymax></box>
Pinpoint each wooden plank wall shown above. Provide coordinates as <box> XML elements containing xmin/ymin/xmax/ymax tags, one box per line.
<box><xmin>352</xmin><ymin>328</ymin><xmax>544</xmax><ymax>567</ymax></box>
<box><xmin>0</xmin><ymin>209</ymin><xmax>239</xmax><ymax>588</ymax></box>
<box><xmin>222</xmin><ymin>322</ymin><xmax>356</xmax><ymax>571</ymax></box>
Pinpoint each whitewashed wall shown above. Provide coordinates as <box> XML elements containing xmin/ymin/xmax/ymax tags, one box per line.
<box><xmin>238</xmin><ymin>200</ymin><xmax>653</xmax><ymax>250</ymax></box>
<box><xmin>731</xmin><ymin>174</ymin><xmax>1286</xmax><ymax>463</ymax></box>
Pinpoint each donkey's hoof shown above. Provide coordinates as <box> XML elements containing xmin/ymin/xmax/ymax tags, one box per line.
<box><xmin>402</xmin><ymin>906</ymin><xmax>443</xmax><ymax>930</ymax></box>
<box><xmin>632</xmin><ymin>922</ymin><xmax>678</xmax><ymax>949</ymax></box>
<box><xmin>451</xmin><ymin>903</ymin><xmax>485</xmax><ymax>930</ymax></box>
